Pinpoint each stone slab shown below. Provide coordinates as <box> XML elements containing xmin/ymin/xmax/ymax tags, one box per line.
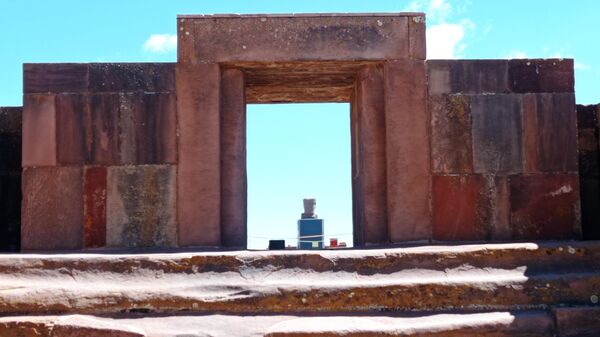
<box><xmin>429</xmin><ymin>94</ymin><xmax>473</xmax><ymax>173</ymax></box>
<box><xmin>84</xmin><ymin>166</ymin><xmax>107</xmax><ymax>248</ymax></box>
<box><xmin>56</xmin><ymin>94</ymin><xmax>89</xmax><ymax>165</ymax></box>
<box><xmin>510</xmin><ymin>174</ymin><xmax>581</xmax><ymax>240</ymax></box>
<box><xmin>471</xmin><ymin>94</ymin><xmax>523</xmax><ymax>174</ymax></box>
<box><xmin>106</xmin><ymin>165</ymin><xmax>176</xmax><ymax>248</ymax></box>
<box><xmin>176</xmin><ymin>63</ymin><xmax>222</xmax><ymax>247</ymax></box>
<box><xmin>23</xmin><ymin>63</ymin><xmax>88</xmax><ymax>94</ymax></box>
<box><xmin>21</xmin><ymin>167</ymin><xmax>83</xmax><ymax>251</ymax></box>
<box><xmin>509</xmin><ymin>59</ymin><xmax>574</xmax><ymax>93</ymax></box>
<box><xmin>408</xmin><ymin>15</ymin><xmax>426</xmax><ymax>60</ymax></box>
<box><xmin>89</xmin><ymin>94</ymin><xmax>121</xmax><ymax>165</ymax></box>
<box><xmin>554</xmin><ymin>306</ymin><xmax>600</xmax><ymax>337</ymax></box>
<box><xmin>432</xmin><ymin>175</ymin><xmax>490</xmax><ymax>241</ymax></box>
<box><xmin>384</xmin><ymin>60</ymin><xmax>431</xmax><ymax>242</ymax></box>
<box><xmin>523</xmin><ymin>93</ymin><xmax>578</xmax><ymax>173</ymax></box>
<box><xmin>354</xmin><ymin>65</ymin><xmax>388</xmax><ymax>244</ymax></box>
<box><xmin>220</xmin><ymin>69</ymin><xmax>247</xmax><ymax>247</ymax></box>
<box><xmin>427</xmin><ymin>60</ymin><xmax>509</xmax><ymax>95</ymax></box>
<box><xmin>22</xmin><ymin>94</ymin><xmax>57</xmax><ymax>167</ymax></box>
<box><xmin>88</xmin><ymin>63</ymin><xmax>175</xmax><ymax>93</ymax></box>
<box><xmin>178</xmin><ymin>14</ymin><xmax>413</xmax><ymax>63</ymax></box>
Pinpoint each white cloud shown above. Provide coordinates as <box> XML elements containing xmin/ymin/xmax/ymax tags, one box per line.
<box><xmin>575</xmin><ymin>62</ymin><xmax>591</xmax><ymax>71</ymax></box>
<box><xmin>143</xmin><ymin>34</ymin><xmax>177</xmax><ymax>53</ymax></box>
<box><xmin>426</xmin><ymin>23</ymin><xmax>465</xmax><ymax>59</ymax></box>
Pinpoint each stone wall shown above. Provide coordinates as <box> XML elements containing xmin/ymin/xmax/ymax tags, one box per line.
<box><xmin>21</xmin><ymin>63</ymin><xmax>177</xmax><ymax>250</ymax></box>
<box><xmin>0</xmin><ymin>107</ymin><xmax>22</xmax><ymax>251</ymax></box>
<box><xmin>427</xmin><ymin>59</ymin><xmax>581</xmax><ymax>241</ymax></box>
<box><xmin>577</xmin><ymin>103</ymin><xmax>600</xmax><ymax>239</ymax></box>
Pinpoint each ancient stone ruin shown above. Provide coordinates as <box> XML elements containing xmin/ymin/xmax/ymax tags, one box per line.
<box><xmin>0</xmin><ymin>13</ymin><xmax>599</xmax><ymax>336</ymax></box>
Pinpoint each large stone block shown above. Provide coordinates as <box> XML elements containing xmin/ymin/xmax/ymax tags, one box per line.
<box><xmin>432</xmin><ymin>175</ymin><xmax>490</xmax><ymax>241</ymax></box>
<box><xmin>178</xmin><ymin>14</ymin><xmax>413</xmax><ymax>63</ymax></box>
<box><xmin>22</xmin><ymin>94</ymin><xmax>57</xmax><ymax>167</ymax></box>
<box><xmin>522</xmin><ymin>93</ymin><xmax>578</xmax><ymax>173</ymax></box>
<box><xmin>471</xmin><ymin>94</ymin><xmax>523</xmax><ymax>174</ymax></box>
<box><xmin>176</xmin><ymin>63</ymin><xmax>222</xmax><ymax>246</ymax></box>
<box><xmin>220</xmin><ymin>69</ymin><xmax>247</xmax><ymax>247</ymax></box>
<box><xmin>106</xmin><ymin>165</ymin><xmax>176</xmax><ymax>248</ymax></box>
<box><xmin>508</xmin><ymin>59</ymin><xmax>574</xmax><ymax>93</ymax></box>
<box><xmin>430</xmin><ymin>94</ymin><xmax>473</xmax><ymax>173</ymax></box>
<box><xmin>88</xmin><ymin>63</ymin><xmax>175</xmax><ymax>93</ymax></box>
<box><xmin>56</xmin><ymin>94</ymin><xmax>90</xmax><ymax>165</ymax></box>
<box><xmin>24</xmin><ymin>63</ymin><xmax>88</xmax><ymax>94</ymax></box>
<box><xmin>577</xmin><ymin>129</ymin><xmax>599</xmax><ymax>178</ymax></box>
<box><xmin>510</xmin><ymin>174</ymin><xmax>581</xmax><ymax>240</ymax></box>
<box><xmin>354</xmin><ymin>65</ymin><xmax>388</xmax><ymax>244</ymax></box>
<box><xmin>427</xmin><ymin>60</ymin><xmax>509</xmax><ymax>95</ymax></box>
<box><xmin>89</xmin><ymin>94</ymin><xmax>121</xmax><ymax>165</ymax></box>
<box><xmin>384</xmin><ymin>60</ymin><xmax>431</xmax><ymax>241</ymax></box>
<box><xmin>408</xmin><ymin>16</ymin><xmax>426</xmax><ymax>60</ymax></box>
<box><xmin>21</xmin><ymin>167</ymin><xmax>83</xmax><ymax>250</ymax></box>
<box><xmin>84</xmin><ymin>166</ymin><xmax>107</xmax><ymax>248</ymax></box>
<box><xmin>487</xmin><ymin>175</ymin><xmax>511</xmax><ymax>240</ymax></box>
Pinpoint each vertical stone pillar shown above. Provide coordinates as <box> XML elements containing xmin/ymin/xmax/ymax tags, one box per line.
<box><xmin>220</xmin><ymin>68</ymin><xmax>247</xmax><ymax>247</ymax></box>
<box><xmin>176</xmin><ymin>63</ymin><xmax>222</xmax><ymax>246</ymax></box>
<box><xmin>384</xmin><ymin>60</ymin><xmax>431</xmax><ymax>241</ymax></box>
<box><xmin>352</xmin><ymin>65</ymin><xmax>388</xmax><ymax>245</ymax></box>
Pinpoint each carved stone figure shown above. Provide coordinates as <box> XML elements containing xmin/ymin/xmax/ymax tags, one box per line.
<box><xmin>301</xmin><ymin>198</ymin><xmax>317</xmax><ymax>219</ymax></box>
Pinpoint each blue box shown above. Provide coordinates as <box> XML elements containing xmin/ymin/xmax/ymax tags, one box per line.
<box><xmin>298</xmin><ymin>218</ymin><xmax>324</xmax><ymax>249</ymax></box>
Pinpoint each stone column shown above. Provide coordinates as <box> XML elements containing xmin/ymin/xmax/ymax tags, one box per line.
<box><xmin>352</xmin><ymin>65</ymin><xmax>388</xmax><ymax>245</ymax></box>
<box><xmin>220</xmin><ymin>68</ymin><xmax>247</xmax><ymax>247</ymax></box>
<box><xmin>176</xmin><ymin>63</ymin><xmax>222</xmax><ymax>246</ymax></box>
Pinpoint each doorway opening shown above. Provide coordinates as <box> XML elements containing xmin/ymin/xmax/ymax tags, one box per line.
<box><xmin>246</xmin><ymin>103</ymin><xmax>353</xmax><ymax>250</ymax></box>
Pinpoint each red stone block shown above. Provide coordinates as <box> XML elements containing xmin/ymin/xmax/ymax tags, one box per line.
<box><xmin>23</xmin><ymin>63</ymin><xmax>88</xmax><ymax>94</ymax></box>
<box><xmin>84</xmin><ymin>166</ymin><xmax>107</xmax><ymax>248</ymax></box>
<box><xmin>408</xmin><ymin>15</ymin><xmax>426</xmax><ymax>60</ymax></box>
<box><xmin>510</xmin><ymin>174</ymin><xmax>581</xmax><ymax>240</ymax></box>
<box><xmin>427</xmin><ymin>60</ymin><xmax>509</xmax><ymax>95</ymax></box>
<box><xmin>21</xmin><ymin>167</ymin><xmax>83</xmax><ymax>250</ymax></box>
<box><xmin>89</xmin><ymin>94</ymin><xmax>120</xmax><ymax>165</ymax></box>
<box><xmin>432</xmin><ymin>175</ymin><xmax>490</xmax><ymax>241</ymax></box>
<box><xmin>88</xmin><ymin>63</ymin><xmax>175</xmax><ymax>93</ymax></box>
<box><xmin>106</xmin><ymin>165</ymin><xmax>176</xmax><ymax>248</ymax></box>
<box><xmin>508</xmin><ymin>59</ymin><xmax>574</xmax><ymax>93</ymax></box>
<box><xmin>384</xmin><ymin>60</ymin><xmax>431</xmax><ymax>241</ymax></box>
<box><xmin>179</xmin><ymin>14</ymin><xmax>410</xmax><ymax>63</ymax></box>
<box><xmin>471</xmin><ymin>94</ymin><xmax>523</xmax><ymax>174</ymax></box>
<box><xmin>56</xmin><ymin>94</ymin><xmax>89</xmax><ymax>165</ymax></box>
<box><xmin>354</xmin><ymin>65</ymin><xmax>387</xmax><ymax>245</ymax></box>
<box><xmin>429</xmin><ymin>94</ymin><xmax>473</xmax><ymax>174</ymax></box>
<box><xmin>176</xmin><ymin>63</ymin><xmax>222</xmax><ymax>246</ymax></box>
<box><xmin>522</xmin><ymin>93</ymin><xmax>578</xmax><ymax>173</ymax></box>
<box><xmin>220</xmin><ymin>69</ymin><xmax>247</xmax><ymax>247</ymax></box>
<box><xmin>22</xmin><ymin>94</ymin><xmax>57</xmax><ymax>167</ymax></box>
<box><xmin>553</xmin><ymin>307</ymin><xmax>600</xmax><ymax>337</ymax></box>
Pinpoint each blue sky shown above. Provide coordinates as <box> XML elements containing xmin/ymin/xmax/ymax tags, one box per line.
<box><xmin>1</xmin><ymin>1</ymin><xmax>598</xmax><ymax>248</ymax></box>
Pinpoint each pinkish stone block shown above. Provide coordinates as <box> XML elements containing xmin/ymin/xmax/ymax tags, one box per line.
<box><xmin>56</xmin><ymin>94</ymin><xmax>89</xmax><ymax>165</ymax></box>
<box><xmin>176</xmin><ymin>63</ymin><xmax>222</xmax><ymax>246</ymax></box>
<box><xmin>22</xmin><ymin>167</ymin><xmax>83</xmax><ymax>250</ymax></box>
<box><xmin>384</xmin><ymin>60</ymin><xmax>431</xmax><ymax>242</ymax></box>
<box><xmin>408</xmin><ymin>15</ymin><xmax>426</xmax><ymax>60</ymax></box>
<box><xmin>22</xmin><ymin>95</ymin><xmax>57</xmax><ymax>167</ymax></box>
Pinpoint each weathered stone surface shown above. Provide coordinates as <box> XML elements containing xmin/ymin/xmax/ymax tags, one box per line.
<box><xmin>88</xmin><ymin>63</ymin><xmax>175</xmax><ymax>93</ymax></box>
<box><xmin>430</xmin><ymin>94</ymin><xmax>473</xmax><ymax>173</ymax></box>
<box><xmin>176</xmin><ymin>63</ymin><xmax>222</xmax><ymax>246</ymax></box>
<box><xmin>353</xmin><ymin>65</ymin><xmax>387</xmax><ymax>244</ymax></box>
<box><xmin>24</xmin><ymin>63</ymin><xmax>88</xmax><ymax>94</ymax></box>
<box><xmin>487</xmin><ymin>175</ymin><xmax>511</xmax><ymax>240</ymax></box>
<box><xmin>89</xmin><ymin>94</ymin><xmax>120</xmax><ymax>165</ymax></box>
<box><xmin>22</xmin><ymin>95</ymin><xmax>57</xmax><ymax>167</ymax></box>
<box><xmin>577</xmin><ymin>129</ymin><xmax>599</xmax><ymax>178</ymax></box>
<box><xmin>471</xmin><ymin>94</ymin><xmax>523</xmax><ymax>174</ymax></box>
<box><xmin>427</xmin><ymin>60</ymin><xmax>509</xmax><ymax>95</ymax></box>
<box><xmin>84</xmin><ymin>167</ymin><xmax>107</xmax><ymax>248</ymax></box>
<box><xmin>21</xmin><ymin>167</ymin><xmax>83</xmax><ymax>250</ymax></box>
<box><xmin>384</xmin><ymin>60</ymin><xmax>431</xmax><ymax>242</ymax></box>
<box><xmin>554</xmin><ymin>306</ymin><xmax>600</xmax><ymax>337</ymax></box>
<box><xmin>510</xmin><ymin>174</ymin><xmax>581</xmax><ymax>240</ymax></box>
<box><xmin>508</xmin><ymin>59</ymin><xmax>574</xmax><ymax>93</ymax></box>
<box><xmin>220</xmin><ymin>69</ymin><xmax>247</xmax><ymax>247</ymax></box>
<box><xmin>432</xmin><ymin>175</ymin><xmax>490</xmax><ymax>241</ymax></box>
<box><xmin>408</xmin><ymin>15</ymin><xmax>426</xmax><ymax>60</ymax></box>
<box><xmin>106</xmin><ymin>165</ymin><xmax>176</xmax><ymax>248</ymax></box>
<box><xmin>56</xmin><ymin>94</ymin><xmax>89</xmax><ymax>165</ymax></box>
<box><xmin>178</xmin><ymin>14</ymin><xmax>416</xmax><ymax>63</ymax></box>
<box><xmin>0</xmin><ymin>316</ymin><xmax>145</xmax><ymax>337</ymax></box>
<box><xmin>522</xmin><ymin>93</ymin><xmax>578</xmax><ymax>173</ymax></box>
<box><xmin>580</xmin><ymin>179</ymin><xmax>600</xmax><ymax>240</ymax></box>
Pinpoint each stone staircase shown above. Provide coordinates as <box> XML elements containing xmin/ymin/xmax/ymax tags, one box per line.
<box><xmin>1</xmin><ymin>241</ymin><xmax>599</xmax><ymax>336</ymax></box>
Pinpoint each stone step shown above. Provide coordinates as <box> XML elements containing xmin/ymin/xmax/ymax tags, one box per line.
<box><xmin>1</xmin><ymin>243</ymin><xmax>599</xmax><ymax>315</ymax></box>
<box><xmin>0</xmin><ymin>310</ymin><xmax>566</xmax><ymax>337</ymax></box>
